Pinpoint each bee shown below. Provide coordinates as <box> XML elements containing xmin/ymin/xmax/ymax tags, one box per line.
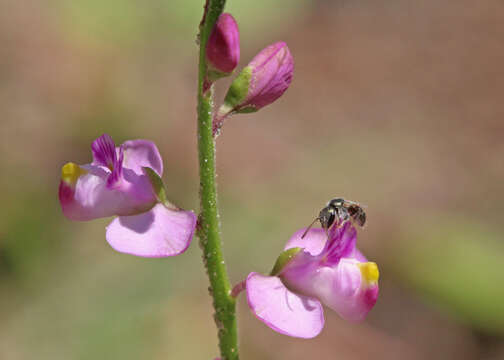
<box><xmin>301</xmin><ymin>198</ymin><xmax>366</xmax><ymax>238</ymax></box>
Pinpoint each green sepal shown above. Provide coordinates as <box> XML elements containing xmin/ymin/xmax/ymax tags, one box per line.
<box><xmin>143</xmin><ymin>167</ymin><xmax>177</xmax><ymax>209</ymax></box>
<box><xmin>207</xmin><ymin>68</ymin><xmax>232</xmax><ymax>82</ymax></box>
<box><xmin>223</xmin><ymin>66</ymin><xmax>252</xmax><ymax>109</ymax></box>
<box><xmin>270</xmin><ymin>247</ymin><xmax>303</xmax><ymax>276</ymax></box>
<box><xmin>234</xmin><ymin>105</ymin><xmax>257</xmax><ymax>114</ymax></box>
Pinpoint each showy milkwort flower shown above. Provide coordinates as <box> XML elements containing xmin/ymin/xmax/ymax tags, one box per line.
<box><xmin>242</xmin><ymin>222</ymin><xmax>379</xmax><ymax>338</ymax></box>
<box><xmin>213</xmin><ymin>41</ymin><xmax>294</xmax><ymax>134</ymax></box>
<box><xmin>59</xmin><ymin>134</ymin><xmax>197</xmax><ymax>257</ymax></box>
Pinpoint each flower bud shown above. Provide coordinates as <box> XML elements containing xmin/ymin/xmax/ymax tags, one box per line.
<box><xmin>206</xmin><ymin>13</ymin><xmax>240</xmax><ymax>79</ymax></box>
<box><xmin>222</xmin><ymin>41</ymin><xmax>294</xmax><ymax>114</ymax></box>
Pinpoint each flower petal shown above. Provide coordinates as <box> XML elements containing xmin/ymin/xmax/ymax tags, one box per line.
<box><xmin>122</xmin><ymin>140</ymin><xmax>163</xmax><ymax>176</ymax></box>
<box><xmin>246</xmin><ymin>272</ymin><xmax>324</xmax><ymax>338</ymax></box>
<box><xmin>105</xmin><ymin>203</ymin><xmax>196</xmax><ymax>257</ymax></box>
<box><xmin>60</xmin><ymin>164</ymin><xmax>157</xmax><ymax>221</ymax></box>
<box><xmin>106</xmin><ymin>145</ymin><xmax>124</xmax><ymax>188</ymax></box>
<box><xmin>350</xmin><ymin>247</ymin><xmax>368</xmax><ymax>262</ymax></box>
<box><xmin>309</xmin><ymin>259</ymin><xmax>378</xmax><ymax>322</ymax></box>
<box><xmin>91</xmin><ymin>133</ymin><xmax>117</xmax><ymax>168</ymax></box>
<box><xmin>285</xmin><ymin>222</ymin><xmax>357</xmax><ymax>265</ymax></box>
<box><xmin>321</xmin><ymin>221</ymin><xmax>356</xmax><ymax>263</ymax></box>
<box><xmin>284</xmin><ymin>227</ymin><xmax>327</xmax><ymax>256</ymax></box>
<box><xmin>91</xmin><ymin>134</ymin><xmax>124</xmax><ymax>188</ymax></box>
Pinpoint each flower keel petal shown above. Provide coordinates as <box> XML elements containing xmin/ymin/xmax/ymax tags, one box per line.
<box><xmin>315</xmin><ymin>260</ymin><xmax>378</xmax><ymax>322</ymax></box>
<box><xmin>60</xmin><ymin>164</ymin><xmax>157</xmax><ymax>221</ymax></box>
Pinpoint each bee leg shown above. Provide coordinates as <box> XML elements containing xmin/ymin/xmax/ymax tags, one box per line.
<box><xmin>324</xmin><ymin>226</ymin><xmax>329</xmax><ymax>239</ymax></box>
<box><xmin>336</xmin><ymin>207</ymin><xmax>349</xmax><ymax>226</ymax></box>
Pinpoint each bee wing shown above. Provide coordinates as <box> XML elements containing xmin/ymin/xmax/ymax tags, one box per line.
<box><xmin>343</xmin><ymin>199</ymin><xmax>367</xmax><ymax>208</ymax></box>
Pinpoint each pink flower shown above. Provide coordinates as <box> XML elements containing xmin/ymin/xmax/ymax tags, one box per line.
<box><xmin>59</xmin><ymin>134</ymin><xmax>197</xmax><ymax>257</ymax></box>
<box><xmin>206</xmin><ymin>13</ymin><xmax>240</xmax><ymax>76</ymax></box>
<box><xmin>244</xmin><ymin>222</ymin><xmax>379</xmax><ymax>338</ymax></box>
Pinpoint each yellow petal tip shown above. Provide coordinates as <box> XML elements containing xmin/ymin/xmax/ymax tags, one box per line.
<box><xmin>61</xmin><ymin>162</ymin><xmax>86</xmax><ymax>185</ymax></box>
<box><xmin>358</xmin><ymin>262</ymin><xmax>379</xmax><ymax>284</ymax></box>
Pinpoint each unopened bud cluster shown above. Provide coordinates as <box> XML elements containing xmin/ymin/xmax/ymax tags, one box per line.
<box><xmin>205</xmin><ymin>13</ymin><xmax>294</xmax><ymax>135</ymax></box>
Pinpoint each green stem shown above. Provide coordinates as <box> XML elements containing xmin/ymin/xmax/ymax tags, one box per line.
<box><xmin>196</xmin><ymin>1</ymin><xmax>239</xmax><ymax>360</ymax></box>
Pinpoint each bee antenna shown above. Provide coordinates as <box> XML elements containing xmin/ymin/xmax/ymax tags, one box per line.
<box><xmin>301</xmin><ymin>217</ymin><xmax>319</xmax><ymax>239</ymax></box>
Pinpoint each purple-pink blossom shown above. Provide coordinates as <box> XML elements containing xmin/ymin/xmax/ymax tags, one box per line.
<box><xmin>244</xmin><ymin>222</ymin><xmax>379</xmax><ymax>338</ymax></box>
<box><xmin>59</xmin><ymin>134</ymin><xmax>196</xmax><ymax>257</ymax></box>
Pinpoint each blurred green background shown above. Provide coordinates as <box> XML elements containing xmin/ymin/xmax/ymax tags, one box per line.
<box><xmin>1</xmin><ymin>0</ymin><xmax>503</xmax><ymax>359</ymax></box>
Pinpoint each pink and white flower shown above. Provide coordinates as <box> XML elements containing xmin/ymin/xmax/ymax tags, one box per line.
<box><xmin>59</xmin><ymin>134</ymin><xmax>197</xmax><ymax>257</ymax></box>
<box><xmin>243</xmin><ymin>222</ymin><xmax>379</xmax><ymax>338</ymax></box>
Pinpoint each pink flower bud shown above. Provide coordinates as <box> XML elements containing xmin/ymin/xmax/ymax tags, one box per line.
<box><xmin>206</xmin><ymin>13</ymin><xmax>240</xmax><ymax>77</ymax></box>
<box><xmin>222</xmin><ymin>41</ymin><xmax>294</xmax><ymax>114</ymax></box>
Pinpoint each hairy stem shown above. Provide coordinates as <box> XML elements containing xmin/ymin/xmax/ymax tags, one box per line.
<box><xmin>196</xmin><ymin>1</ymin><xmax>239</xmax><ymax>359</ymax></box>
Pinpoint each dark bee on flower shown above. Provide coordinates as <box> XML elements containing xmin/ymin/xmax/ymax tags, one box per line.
<box><xmin>301</xmin><ymin>198</ymin><xmax>367</xmax><ymax>238</ymax></box>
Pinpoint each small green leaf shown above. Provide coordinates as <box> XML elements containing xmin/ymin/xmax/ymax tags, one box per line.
<box><xmin>234</xmin><ymin>105</ymin><xmax>257</xmax><ymax>114</ymax></box>
<box><xmin>143</xmin><ymin>167</ymin><xmax>175</xmax><ymax>209</ymax></box>
<box><xmin>207</xmin><ymin>69</ymin><xmax>232</xmax><ymax>82</ymax></box>
<box><xmin>223</xmin><ymin>66</ymin><xmax>252</xmax><ymax>109</ymax></box>
<box><xmin>270</xmin><ymin>247</ymin><xmax>303</xmax><ymax>276</ymax></box>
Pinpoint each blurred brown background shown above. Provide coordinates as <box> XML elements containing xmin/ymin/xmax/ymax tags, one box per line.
<box><xmin>1</xmin><ymin>0</ymin><xmax>503</xmax><ymax>359</ymax></box>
